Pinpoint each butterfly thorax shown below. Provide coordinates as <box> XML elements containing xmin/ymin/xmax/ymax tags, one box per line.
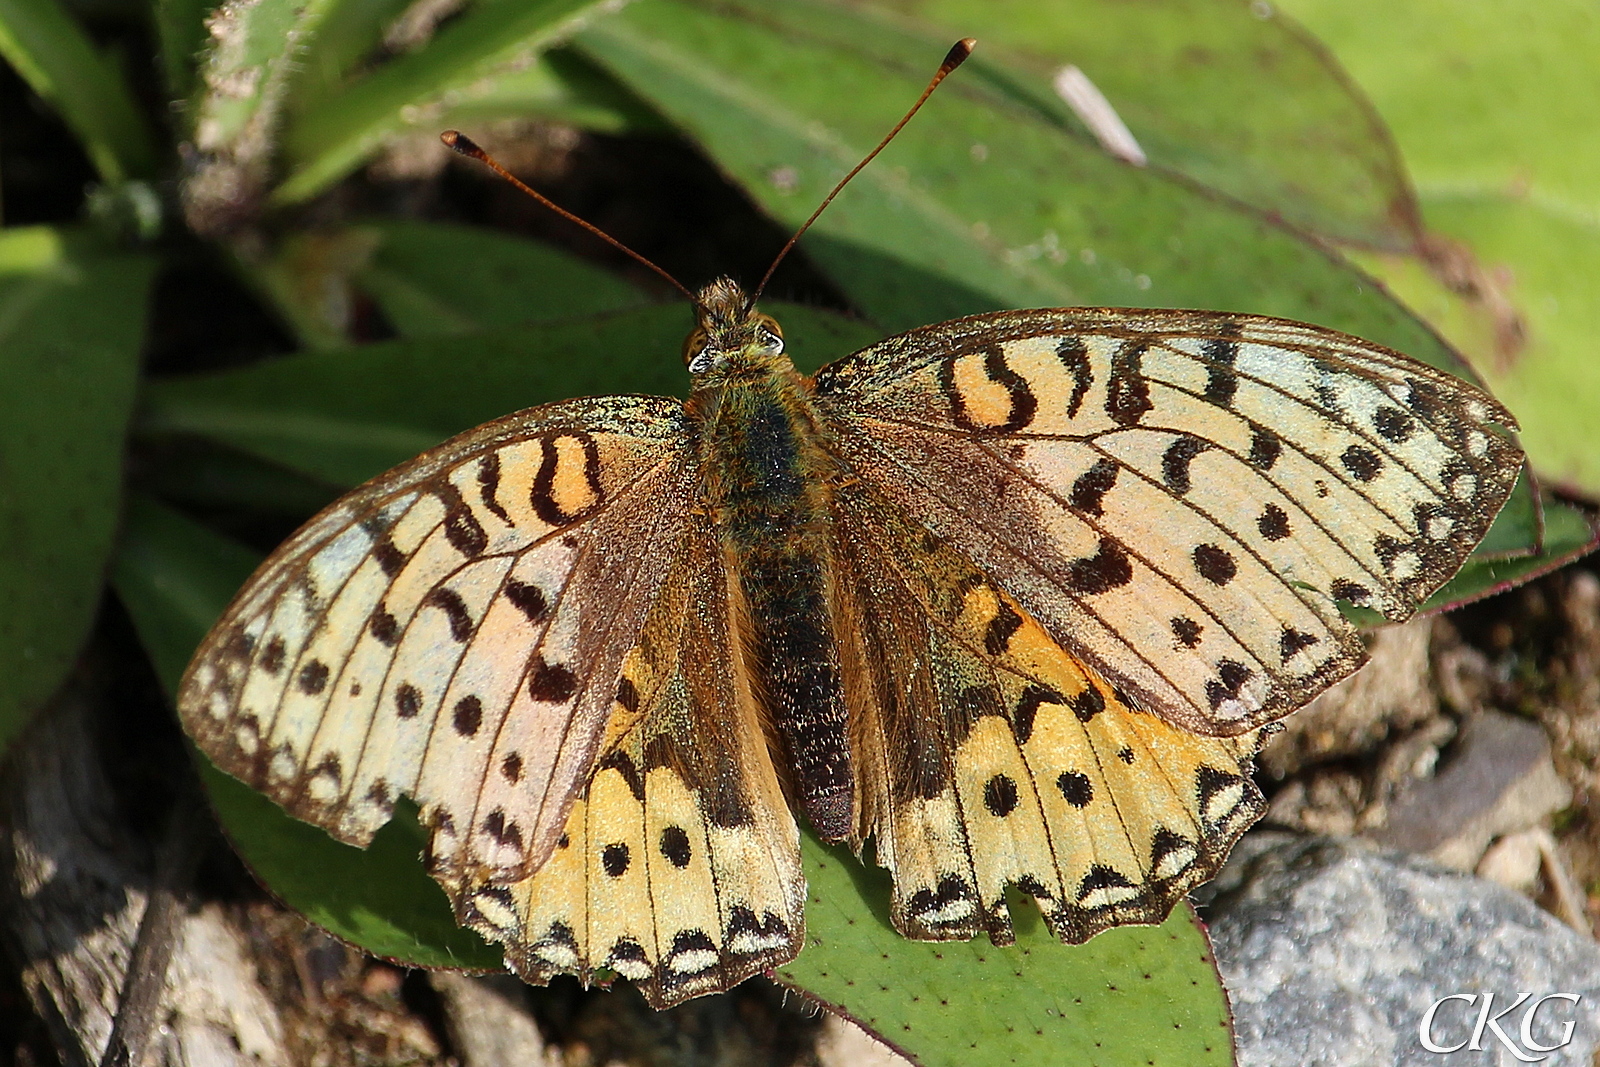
<box><xmin>684</xmin><ymin>279</ymin><xmax>855</xmax><ymax>842</ymax></box>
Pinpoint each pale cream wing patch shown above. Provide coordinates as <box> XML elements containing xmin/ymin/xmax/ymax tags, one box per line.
<box><xmin>179</xmin><ymin>395</ymin><xmax>699</xmax><ymax>887</ymax></box>
<box><xmin>833</xmin><ymin>488</ymin><xmax>1264</xmax><ymax>946</ymax></box>
<box><xmin>454</xmin><ymin>514</ymin><xmax>805</xmax><ymax>1009</ymax></box>
<box><xmin>817</xmin><ymin>309</ymin><xmax>1522</xmax><ymax>734</ymax></box>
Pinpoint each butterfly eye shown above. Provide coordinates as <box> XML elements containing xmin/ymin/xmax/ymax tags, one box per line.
<box><xmin>686</xmin><ymin>344</ymin><xmax>720</xmax><ymax>374</ymax></box>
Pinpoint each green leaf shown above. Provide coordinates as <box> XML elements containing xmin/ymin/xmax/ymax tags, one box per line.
<box><xmin>0</xmin><ymin>0</ymin><xmax>159</xmax><ymax>182</ymax></box>
<box><xmin>183</xmin><ymin>0</ymin><xmax>344</xmax><ymax>234</ymax></box>
<box><xmin>111</xmin><ymin>495</ymin><xmax>504</xmax><ymax>969</ymax></box>
<box><xmin>776</xmin><ymin>0</ymin><xmax>1417</xmax><ymax>249</ymax></box>
<box><xmin>154</xmin><ymin>0</ymin><xmax>214</xmax><ymax>98</ymax></box>
<box><xmin>0</xmin><ymin>226</ymin><xmax>155</xmax><ymax>752</ymax></box>
<box><xmin>574</xmin><ymin>0</ymin><xmax>1540</xmax><ymax>580</ymax></box>
<box><xmin>137</xmin><ymin>301</ymin><xmax>881</xmax><ymax>486</ymax></box>
<box><xmin>275</xmin><ymin>0</ymin><xmax>611</xmax><ymax>204</ymax></box>
<box><xmin>354</xmin><ymin>219</ymin><xmax>648</xmax><ymax>337</ymax></box>
<box><xmin>1271</xmin><ymin>0</ymin><xmax>1600</xmax><ymax>220</ymax></box>
<box><xmin>576</xmin><ymin>1</ymin><xmax>1454</xmax><ymax>354</ymax></box>
<box><xmin>281</xmin><ymin>0</ymin><xmax>417</xmax><ymax>118</ymax></box>
<box><xmin>1275</xmin><ymin>0</ymin><xmax>1600</xmax><ymax>499</ymax></box>
<box><xmin>778</xmin><ymin>837</ymin><xmax>1232</xmax><ymax>1067</ymax></box>
<box><xmin>422</xmin><ymin>47</ymin><xmax>669</xmax><ymax>138</ymax></box>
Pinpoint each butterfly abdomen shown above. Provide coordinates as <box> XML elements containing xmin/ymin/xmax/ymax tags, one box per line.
<box><xmin>694</xmin><ymin>367</ymin><xmax>854</xmax><ymax>841</ymax></box>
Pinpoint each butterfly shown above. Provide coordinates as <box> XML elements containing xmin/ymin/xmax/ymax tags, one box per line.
<box><xmin>176</xmin><ymin>46</ymin><xmax>1524</xmax><ymax>1010</ymax></box>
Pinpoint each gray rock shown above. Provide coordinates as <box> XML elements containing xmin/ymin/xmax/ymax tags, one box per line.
<box><xmin>1374</xmin><ymin>711</ymin><xmax>1571</xmax><ymax>870</ymax></box>
<box><xmin>1199</xmin><ymin>834</ymin><xmax>1600</xmax><ymax>1066</ymax></box>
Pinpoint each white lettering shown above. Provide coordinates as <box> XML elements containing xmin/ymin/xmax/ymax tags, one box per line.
<box><xmin>1419</xmin><ymin>994</ymin><xmax>1476</xmax><ymax>1054</ymax></box>
<box><xmin>1522</xmin><ymin>993</ymin><xmax>1580</xmax><ymax>1055</ymax></box>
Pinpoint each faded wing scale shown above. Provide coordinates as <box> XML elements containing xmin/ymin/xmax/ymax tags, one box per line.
<box><xmin>180</xmin><ymin>283</ymin><xmax>1521</xmax><ymax>1008</ymax></box>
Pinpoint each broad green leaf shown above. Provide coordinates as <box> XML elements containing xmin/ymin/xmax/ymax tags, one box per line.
<box><xmin>0</xmin><ymin>0</ymin><xmax>158</xmax><ymax>181</ymax></box>
<box><xmin>575</xmin><ymin>0</ymin><xmax>1540</xmax><ymax>574</ymax></box>
<box><xmin>778</xmin><ymin>837</ymin><xmax>1232</xmax><ymax>1067</ymax></box>
<box><xmin>423</xmin><ymin>47</ymin><xmax>669</xmax><ymax>139</ymax></box>
<box><xmin>578</xmin><ymin>1</ymin><xmax>1456</xmax><ymax>358</ymax></box>
<box><xmin>1275</xmin><ymin>0</ymin><xmax>1600</xmax><ymax>499</ymax></box>
<box><xmin>354</xmin><ymin>219</ymin><xmax>647</xmax><ymax>337</ymax></box>
<box><xmin>0</xmin><ymin>226</ymin><xmax>155</xmax><ymax>751</ymax></box>
<box><xmin>137</xmin><ymin>301</ymin><xmax>881</xmax><ymax>486</ymax></box>
<box><xmin>1272</xmin><ymin>0</ymin><xmax>1600</xmax><ymax>220</ymax></box>
<box><xmin>111</xmin><ymin>495</ymin><xmax>503</xmax><ymax>969</ymax></box>
<box><xmin>809</xmin><ymin>0</ymin><xmax>1418</xmax><ymax>249</ymax></box>
<box><xmin>275</xmin><ymin>0</ymin><xmax>611</xmax><ymax>204</ymax></box>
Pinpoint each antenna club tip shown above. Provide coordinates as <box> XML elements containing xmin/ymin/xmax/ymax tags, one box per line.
<box><xmin>944</xmin><ymin>38</ymin><xmax>976</xmax><ymax>68</ymax></box>
<box><xmin>440</xmin><ymin>130</ymin><xmax>483</xmax><ymax>158</ymax></box>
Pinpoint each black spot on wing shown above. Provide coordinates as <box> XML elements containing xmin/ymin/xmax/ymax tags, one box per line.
<box><xmin>659</xmin><ymin>826</ymin><xmax>692</xmax><ymax>868</ymax></box>
<box><xmin>1161</xmin><ymin>436</ymin><xmax>1209</xmax><ymax>495</ymax></box>
<box><xmin>452</xmin><ymin>695</ymin><xmax>482</xmax><ymax>736</ymax></box>
<box><xmin>1201</xmin><ymin>327</ymin><xmax>1241</xmax><ymax>407</ymax></box>
<box><xmin>1330</xmin><ymin>578</ymin><xmax>1372</xmax><ymax>605</ymax></box>
<box><xmin>1069</xmin><ymin>459</ymin><xmax>1119</xmax><ymax>517</ymax></box>
<box><xmin>1257</xmin><ymin>503</ymin><xmax>1291</xmax><ymax>541</ymax></box>
<box><xmin>528</xmin><ymin>656</ymin><xmax>577</xmax><ymax>702</ymax></box>
<box><xmin>602</xmin><ymin>843</ymin><xmax>631</xmax><ymax>877</ymax></box>
<box><xmin>1070</xmin><ymin>686</ymin><xmax>1104</xmax><ymax>723</ymax></box>
<box><xmin>297</xmin><ymin>660</ymin><xmax>329</xmax><ymax>695</ymax></box>
<box><xmin>1341</xmin><ymin>444</ymin><xmax>1383</xmax><ymax>482</ymax></box>
<box><xmin>1204</xmin><ymin>660</ymin><xmax>1253</xmax><ymax>711</ymax></box>
<box><xmin>369</xmin><ymin>607</ymin><xmax>399</xmax><ymax>646</ymax></box>
<box><xmin>505</xmin><ymin>580</ymin><xmax>549</xmax><ymax>624</ymax></box>
<box><xmin>1373</xmin><ymin>407</ymin><xmax>1414</xmax><ymax>443</ymax></box>
<box><xmin>425</xmin><ymin>587</ymin><xmax>473</xmax><ymax>642</ymax></box>
<box><xmin>1193</xmin><ymin>544</ymin><xmax>1237</xmax><ymax>585</ymax></box>
<box><xmin>1280</xmin><ymin>627</ymin><xmax>1319</xmax><ymax>661</ymax></box>
<box><xmin>1248</xmin><ymin>426</ymin><xmax>1281</xmax><ymax>471</ymax></box>
<box><xmin>436</xmin><ymin>482</ymin><xmax>488</xmax><ymax>557</ymax></box>
<box><xmin>1106</xmin><ymin>340</ymin><xmax>1153</xmax><ymax>426</ymax></box>
<box><xmin>1057</xmin><ymin>770</ymin><xmax>1093</xmax><ymax>807</ymax></box>
<box><xmin>477</xmin><ymin>452</ymin><xmax>511</xmax><ymax>524</ymax></box>
<box><xmin>983</xmin><ymin>599</ymin><xmax>1024</xmax><ymax>656</ymax></box>
<box><xmin>501</xmin><ymin>751</ymin><xmax>523</xmax><ymax>783</ymax></box>
<box><xmin>983</xmin><ymin>774</ymin><xmax>1019</xmax><ymax>817</ymax></box>
<box><xmin>261</xmin><ymin>636</ymin><xmax>286</xmax><ymax>674</ymax></box>
<box><xmin>1063</xmin><ymin>538</ymin><xmax>1133</xmax><ymax>595</ymax></box>
<box><xmin>395</xmin><ymin>683</ymin><xmax>422</xmax><ymax>719</ymax></box>
<box><xmin>1057</xmin><ymin>337</ymin><xmax>1092</xmax><ymax>418</ymax></box>
<box><xmin>1171</xmin><ymin>616</ymin><xmax>1202</xmax><ymax>648</ymax></box>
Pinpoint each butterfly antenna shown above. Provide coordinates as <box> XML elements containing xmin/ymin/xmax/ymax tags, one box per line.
<box><xmin>440</xmin><ymin>131</ymin><xmax>700</xmax><ymax>306</ymax></box>
<box><xmin>747</xmin><ymin>37</ymin><xmax>976</xmax><ymax>310</ymax></box>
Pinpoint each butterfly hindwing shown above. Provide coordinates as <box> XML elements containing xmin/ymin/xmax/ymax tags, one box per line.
<box><xmin>832</xmin><ymin>486</ymin><xmax>1264</xmax><ymax>944</ymax></box>
<box><xmin>180</xmin><ymin>396</ymin><xmax>700</xmax><ymax>885</ymax></box>
<box><xmin>456</xmin><ymin>512</ymin><xmax>806</xmax><ymax>1009</ymax></box>
<box><xmin>817</xmin><ymin>309</ymin><xmax>1521</xmax><ymax>735</ymax></box>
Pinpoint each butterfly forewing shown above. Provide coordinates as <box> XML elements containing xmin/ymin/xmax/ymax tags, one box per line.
<box><xmin>832</xmin><ymin>484</ymin><xmax>1264</xmax><ymax>945</ymax></box>
<box><xmin>180</xmin><ymin>395</ymin><xmax>699</xmax><ymax>884</ymax></box>
<box><xmin>816</xmin><ymin>309</ymin><xmax>1521</xmax><ymax>735</ymax></box>
<box><xmin>456</xmin><ymin>513</ymin><xmax>805</xmax><ymax>1009</ymax></box>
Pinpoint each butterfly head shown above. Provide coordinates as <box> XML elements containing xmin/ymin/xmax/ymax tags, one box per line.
<box><xmin>683</xmin><ymin>277</ymin><xmax>786</xmax><ymax>379</ymax></box>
